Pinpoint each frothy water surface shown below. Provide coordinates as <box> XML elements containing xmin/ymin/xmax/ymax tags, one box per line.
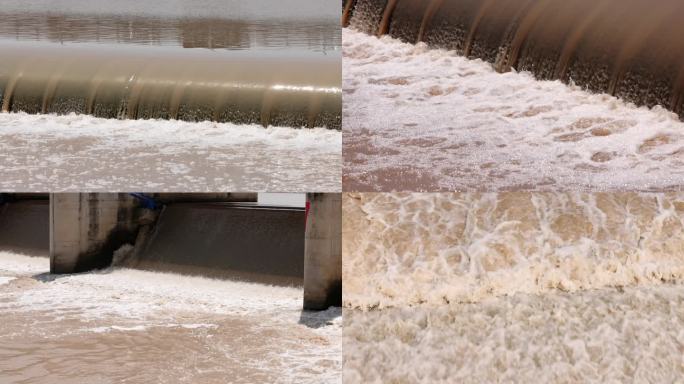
<box><xmin>343</xmin><ymin>29</ymin><xmax>684</xmax><ymax>191</ymax></box>
<box><xmin>344</xmin><ymin>192</ymin><xmax>684</xmax><ymax>309</ymax></box>
<box><xmin>0</xmin><ymin>252</ymin><xmax>341</xmax><ymax>383</ymax></box>
<box><xmin>0</xmin><ymin>112</ymin><xmax>341</xmax><ymax>191</ymax></box>
<box><xmin>343</xmin><ymin>193</ymin><xmax>684</xmax><ymax>383</ymax></box>
<box><xmin>344</xmin><ymin>286</ymin><xmax>684</xmax><ymax>383</ymax></box>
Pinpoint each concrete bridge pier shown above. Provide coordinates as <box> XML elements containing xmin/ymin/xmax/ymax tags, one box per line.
<box><xmin>49</xmin><ymin>193</ymin><xmax>144</xmax><ymax>274</ymax></box>
<box><xmin>303</xmin><ymin>193</ymin><xmax>342</xmax><ymax>310</ymax></box>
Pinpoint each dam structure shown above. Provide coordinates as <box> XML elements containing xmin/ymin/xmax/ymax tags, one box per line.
<box><xmin>0</xmin><ymin>194</ymin><xmax>49</xmax><ymax>257</ymax></box>
<box><xmin>0</xmin><ymin>0</ymin><xmax>342</xmax><ymax>129</ymax></box>
<box><xmin>0</xmin><ymin>192</ymin><xmax>342</xmax><ymax>310</ymax></box>
<box><xmin>343</xmin><ymin>0</ymin><xmax>684</xmax><ymax>118</ymax></box>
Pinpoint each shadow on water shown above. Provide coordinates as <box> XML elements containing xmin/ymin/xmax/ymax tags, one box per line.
<box><xmin>298</xmin><ymin>307</ymin><xmax>342</xmax><ymax>329</ymax></box>
<box><xmin>30</xmin><ymin>267</ymin><xmax>116</xmax><ymax>283</ymax></box>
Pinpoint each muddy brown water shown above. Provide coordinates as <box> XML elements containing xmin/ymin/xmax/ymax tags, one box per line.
<box><xmin>0</xmin><ymin>261</ymin><xmax>341</xmax><ymax>383</ymax></box>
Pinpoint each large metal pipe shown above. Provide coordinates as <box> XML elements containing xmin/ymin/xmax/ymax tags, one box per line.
<box><xmin>344</xmin><ymin>0</ymin><xmax>684</xmax><ymax>116</ymax></box>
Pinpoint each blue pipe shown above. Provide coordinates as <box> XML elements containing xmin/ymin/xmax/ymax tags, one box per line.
<box><xmin>129</xmin><ymin>193</ymin><xmax>159</xmax><ymax>210</ymax></box>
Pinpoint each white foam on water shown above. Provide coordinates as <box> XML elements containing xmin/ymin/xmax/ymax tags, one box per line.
<box><xmin>0</xmin><ymin>253</ymin><xmax>302</xmax><ymax>319</ymax></box>
<box><xmin>343</xmin><ymin>192</ymin><xmax>684</xmax><ymax>382</ymax></box>
<box><xmin>343</xmin><ymin>28</ymin><xmax>684</xmax><ymax>191</ymax></box>
<box><xmin>0</xmin><ymin>252</ymin><xmax>341</xmax><ymax>383</ymax></box>
<box><xmin>0</xmin><ymin>112</ymin><xmax>341</xmax><ymax>191</ymax></box>
<box><xmin>344</xmin><ymin>285</ymin><xmax>684</xmax><ymax>383</ymax></box>
<box><xmin>344</xmin><ymin>193</ymin><xmax>684</xmax><ymax>309</ymax></box>
<box><xmin>0</xmin><ymin>251</ymin><xmax>50</xmax><ymax>276</ymax></box>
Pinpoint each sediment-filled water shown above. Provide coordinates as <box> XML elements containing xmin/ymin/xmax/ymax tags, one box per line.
<box><xmin>344</xmin><ymin>192</ymin><xmax>684</xmax><ymax>308</ymax></box>
<box><xmin>344</xmin><ymin>0</ymin><xmax>684</xmax><ymax>118</ymax></box>
<box><xmin>343</xmin><ymin>193</ymin><xmax>684</xmax><ymax>382</ymax></box>
<box><xmin>344</xmin><ymin>286</ymin><xmax>684</xmax><ymax>383</ymax></box>
<box><xmin>0</xmin><ymin>0</ymin><xmax>341</xmax><ymax>128</ymax></box>
<box><xmin>0</xmin><ymin>252</ymin><xmax>341</xmax><ymax>383</ymax></box>
<box><xmin>0</xmin><ymin>112</ymin><xmax>341</xmax><ymax>191</ymax></box>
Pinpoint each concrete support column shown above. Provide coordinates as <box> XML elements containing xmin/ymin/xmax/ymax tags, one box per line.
<box><xmin>50</xmin><ymin>193</ymin><xmax>142</xmax><ymax>274</ymax></box>
<box><xmin>303</xmin><ymin>193</ymin><xmax>342</xmax><ymax>310</ymax></box>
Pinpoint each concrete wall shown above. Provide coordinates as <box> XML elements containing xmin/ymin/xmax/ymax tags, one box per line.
<box><xmin>151</xmin><ymin>193</ymin><xmax>257</xmax><ymax>204</ymax></box>
<box><xmin>0</xmin><ymin>196</ymin><xmax>50</xmax><ymax>256</ymax></box>
<box><xmin>49</xmin><ymin>193</ymin><xmax>260</xmax><ymax>274</ymax></box>
<box><xmin>50</xmin><ymin>193</ymin><xmax>143</xmax><ymax>273</ymax></box>
<box><xmin>48</xmin><ymin>192</ymin><xmax>342</xmax><ymax>310</ymax></box>
<box><xmin>129</xmin><ymin>203</ymin><xmax>305</xmax><ymax>285</ymax></box>
<box><xmin>303</xmin><ymin>193</ymin><xmax>342</xmax><ymax>310</ymax></box>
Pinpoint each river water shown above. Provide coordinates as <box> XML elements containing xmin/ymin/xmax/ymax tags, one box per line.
<box><xmin>0</xmin><ymin>252</ymin><xmax>341</xmax><ymax>383</ymax></box>
<box><xmin>343</xmin><ymin>192</ymin><xmax>684</xmax><ymax>383</ymax></box>
<box><xmin>0</xmin><ymin>0</ymin><xmax>340</xmax><ymax>53</ymax></box>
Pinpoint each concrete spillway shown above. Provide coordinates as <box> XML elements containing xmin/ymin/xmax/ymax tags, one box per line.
<box><xmin>343</xmin><ymin>0</ymin><xmax>684</xmax><ymax>116</ymax></box>
<box><xmin>0</xmin><ymin>1</ymin><xmax>342</xmax><ymax>129</ymax></box>
<box><xmin>0</xmin><ymin>196</ymin><xmax>49</xmax><ymax>256</ymax></box>
<box><xmin>0</xmin><ymin>43</ymin><xmax>341</xmax><ymax>128</ymax></box>
<box><xmin>125</xmin><ymin>203</ymin><xmax>306</xmax><ymax>286</ymax></box>
<box><xmin>40</xmin><ymin>193</ymin><xmax>341</xmax><ymax>309</ymax></box>
<box><xmin>0</xmin><ymin>193</ymin><xmax>341</xmax><ymax>309</ymax></box>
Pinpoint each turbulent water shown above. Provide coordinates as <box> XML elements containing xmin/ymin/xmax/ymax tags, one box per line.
<box><xmin>0</xmin><ymin>0</ymin><xmax>341</xmax><ymax>191</ymax></box>
<box><xmin>0</xmin><ymin>252</ymin><xmax>341</xmax><ymax>383</ymax></box>
<box><xmin>345</xmin><ymin>0</ymin><xmax>684</xmax><ymax>117</ymax></box>
<box><xmin>344</xmin><ymin>192</ymin><xmax>684</xmax><ymax>308</ymax></box>
<box><xmin>344</xmin><ymin>286</ymin><xmax>684</xmax><ymax>383</ymax></box>
<box><xmin>342</xmin><ymin>28</ymin><xmax>684</xmax><ymax>191</ymax></box>
<box><xmin>343</xmin><ymin>193</ymin><xmax>684</xmax><ymax>382</ymax></box>
<box><xmin>0</xmin><ymin>112</ymin><xmax>341</xmax><ymax>191</ymax></box>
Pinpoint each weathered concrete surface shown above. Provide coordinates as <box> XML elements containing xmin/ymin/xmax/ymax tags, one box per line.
<box><xmin>304</xmin><ymin>193</ymin><xmax>342</xmax><ymax>309</ymax></box>
<box><xmin>128</xmin><ymin>203</ymin><xmax>306</xmax><ymax>286</ymax></box>
<box><xmin>47</xmin><ymin>193</ymin><xmax>340</xmax><ymax>310</ymax></box>
<box><xmin>50</xmin><ymin>193</ymin><xmax>143</xmax><ymax>274</ymax></box>
<box><xmin>0</xmin><ymin>197</ymin><xmax>50</xmax><ymax>256</ymax></box>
